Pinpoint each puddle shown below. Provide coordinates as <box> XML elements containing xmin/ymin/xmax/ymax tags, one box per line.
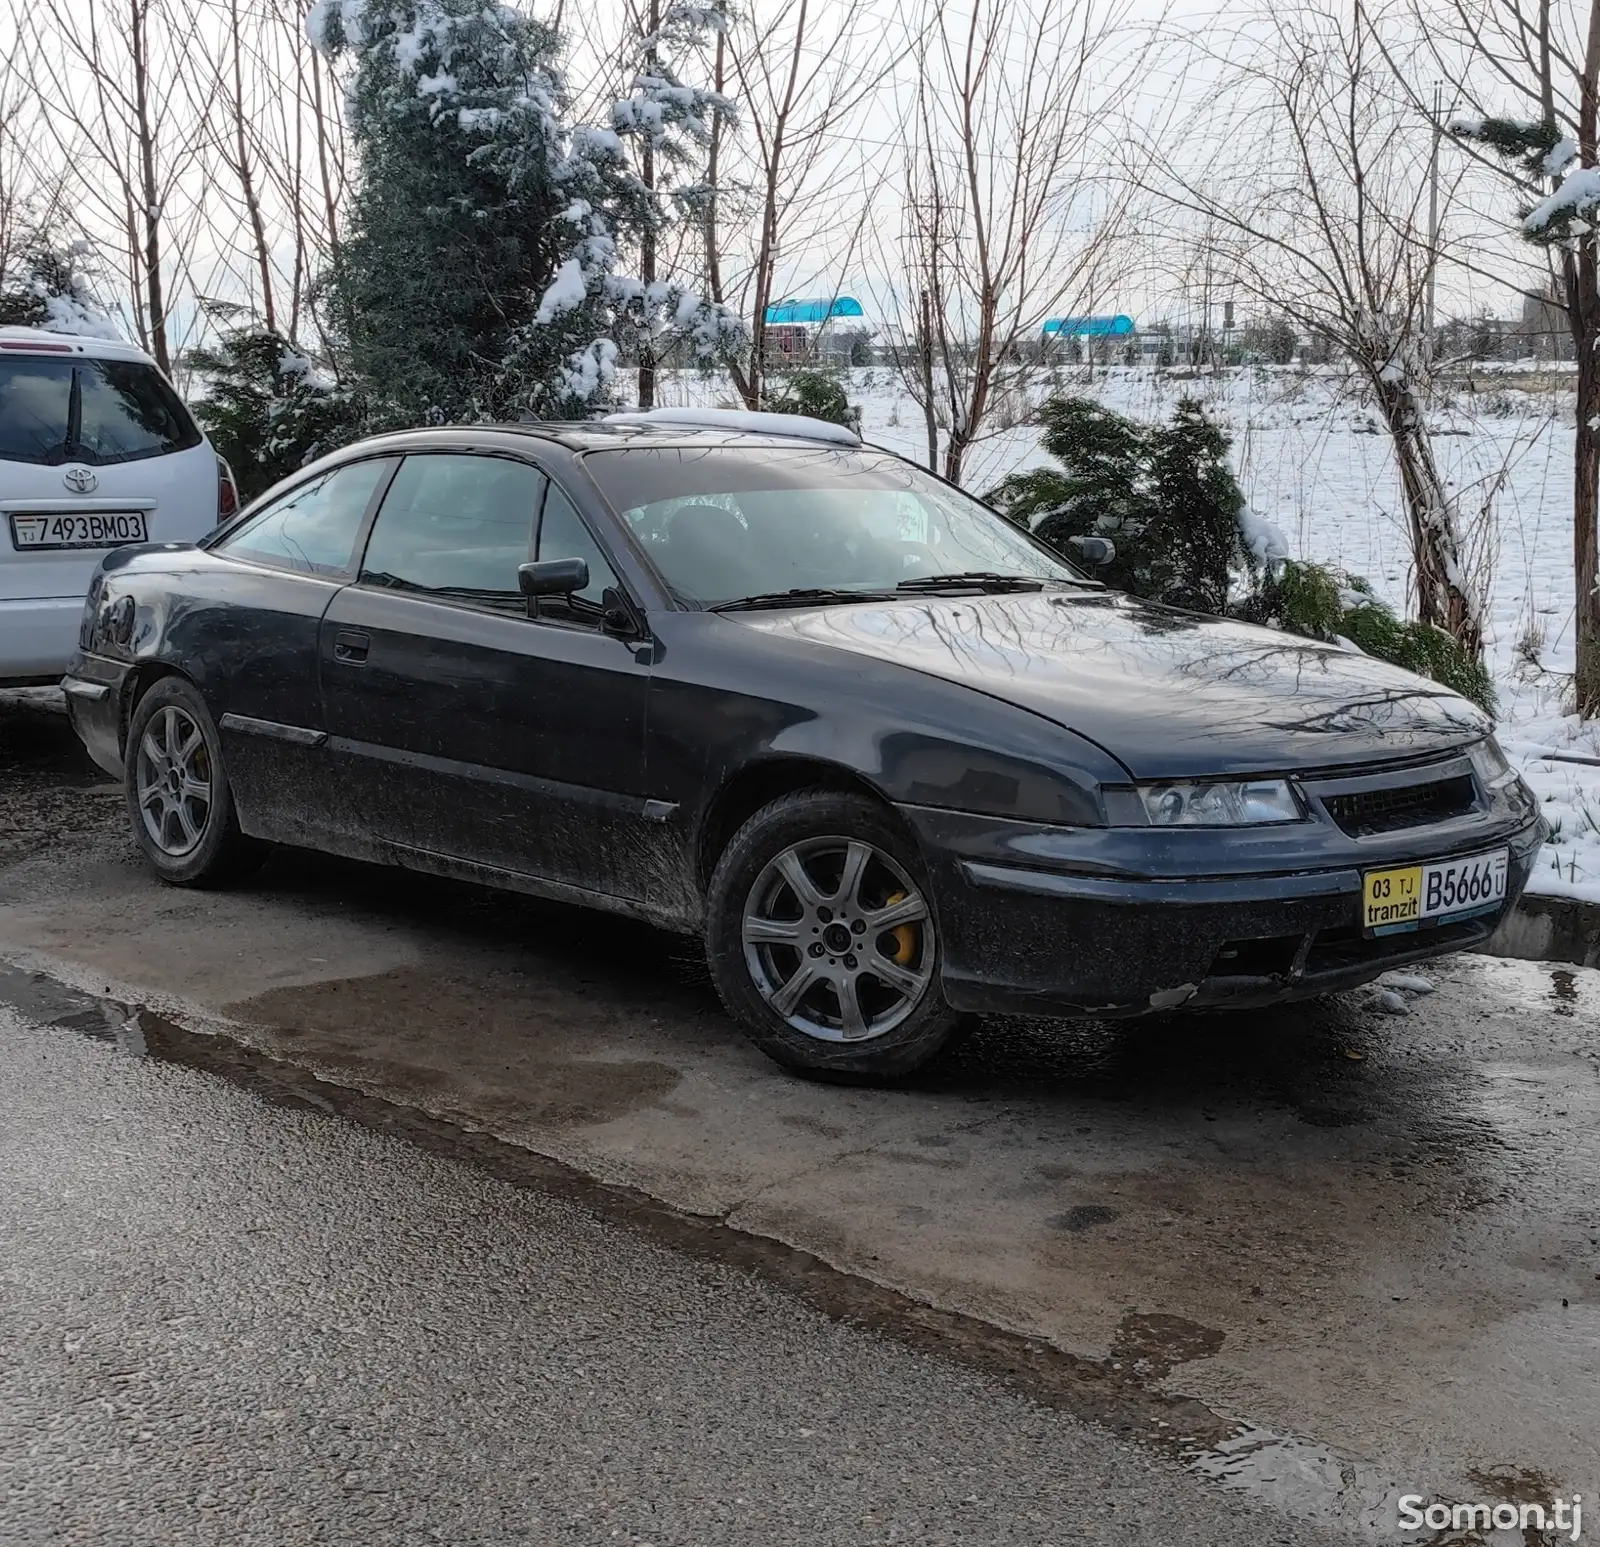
<box><xmin>1111</xmin><ymin>1312</ymin><xmax>1224</xmax><ymax>1379</ymax></box>
<box><xmin>1193</xmin><ymin>1434</ymin><xmax>1586</xmax><ymax>1545</ymax></box>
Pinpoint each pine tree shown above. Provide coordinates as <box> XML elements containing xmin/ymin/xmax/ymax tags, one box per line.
<box><xmin>187</xmin><ymin>329</ymin><xmax>362</xmax><ymax>501</ymax></box>
<box><xmin>984</xmin><ymin>395</ymin><xmax>1254</xmax><ymax>610</ymax></box>
<box><xmin>308</xmin><ymin>0</ymin><xmax>740</xmax><ymax>426</ymax></box>
<box><xmin>1147</xmin><ymin>401</ymin><xmax>1247</xmax><ymax>615</ymax></box>
<box><xmin>0</xmin><ymin>232</ymin><xmax>119</xmax><ymax>338</ymax></box>
<box><xmin>609</xmin><ymin>4</ymin><xmax>735</xmax><ymax>407</ymax></box>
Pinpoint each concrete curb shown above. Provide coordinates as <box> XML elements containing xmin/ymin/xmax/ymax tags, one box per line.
<box><xmin>1483</xmin><ymin>892</ymin><xmax>1600</xmax><ymax>969</ymax></box>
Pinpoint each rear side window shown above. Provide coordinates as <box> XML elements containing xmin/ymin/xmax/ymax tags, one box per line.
<box><xmin>359</xmin><ymin>453</ymin><xmax>545</xmax><ymax>614</ymax></box>
<box><xmin>0</xmin><ymin>356</ymin><xmax>202</xmax><ymax>466</ymax></box>
<box><xmin>215</xmin><ymin>459</ymin><xmax>390</xmax><ymax>576</ymax></box>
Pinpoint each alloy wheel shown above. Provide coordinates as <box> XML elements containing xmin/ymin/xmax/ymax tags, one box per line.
<box><xmin>134</xmin><ymin>705</ymin><xmax>213</xmax><ymax>857</ymax></box>
<box><xmin>741</xmin><ymin>836</ymin><xmax>935</xmax><ymax>1042</ymax></box>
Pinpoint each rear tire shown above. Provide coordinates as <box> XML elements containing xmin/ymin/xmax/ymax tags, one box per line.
<box><xmin>124</xmin><ymin>677</ymin><xmax>265</xmax><ymax>887</ymax></box>
<box><xmin>705</xmin><ymin>790</ymin><xmax>964</xmax><ymax>1080</ymax></box>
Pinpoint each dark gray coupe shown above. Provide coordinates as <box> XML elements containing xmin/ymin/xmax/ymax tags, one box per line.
<box><xmin>63</xmin><ymin>412</ymin><xmax>1544</xmax><ymax>1078</ymax></box>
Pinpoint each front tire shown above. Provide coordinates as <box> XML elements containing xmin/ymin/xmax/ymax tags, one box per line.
<box><xmin>705</xmin><ymin>791</ymin><xmax>964</xmax><ymax>1080</ymax></box>
<box><xmin>124</xmin><ymin>677</ymin><xmax>264</xmax><ymax>887</ymax></box>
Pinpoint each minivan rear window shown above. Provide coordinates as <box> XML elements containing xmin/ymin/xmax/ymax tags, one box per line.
<box><xmin>0</xmin><ymin>355</ymin><xmax>202</xmax><ymax>467</ymax></box>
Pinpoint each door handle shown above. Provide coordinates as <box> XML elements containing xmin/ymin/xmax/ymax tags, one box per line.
<box><xmin>334</xmin><ymin>630</ymin><xmax>370</xmax><ymax>664</ymax></box>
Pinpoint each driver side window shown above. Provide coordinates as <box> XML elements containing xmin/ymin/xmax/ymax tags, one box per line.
<box><xmin>358</xmin><ymin>453</ymin><xmax>545</xmax><ymax>614</ymax></box>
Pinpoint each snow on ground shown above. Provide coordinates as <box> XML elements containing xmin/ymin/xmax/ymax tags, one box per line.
<box><xmin>639</xmin><ymin>364</ymin><xmax>1597</xmax><ymax>901</ymax></box>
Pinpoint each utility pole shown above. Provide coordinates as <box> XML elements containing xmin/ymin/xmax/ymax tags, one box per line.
<box><xmin>1425</xmin><ymin>81</ymin><xmax>1442</xmax><ymax>350</ymax></box>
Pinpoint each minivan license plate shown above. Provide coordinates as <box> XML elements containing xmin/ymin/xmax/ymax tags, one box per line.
<box><xmin>1362</xmin><ymin>848</ymin><xmax>1508</xmax><ymax>935</ymax></box>
<box><xmin>9</xmin><ymin>511</ymin><xmax>149</xmax><ymax>550</ymax></box>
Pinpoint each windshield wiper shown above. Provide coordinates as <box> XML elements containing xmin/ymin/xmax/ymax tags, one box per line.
<box><xmin>709</xmin><ymin>586</ymin><xmax>897</xmax><ymax>613</ymax></box>
<box><xmin>895</xmin><ymin>571</ymin><xmax>1075</xmax><ymax>594</ymax></box>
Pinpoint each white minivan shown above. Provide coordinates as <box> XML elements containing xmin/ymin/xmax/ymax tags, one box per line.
<box><xmin>0</xmin><ymin>327</ymin><xmax>235</xmax><ymax>685</ymax></box>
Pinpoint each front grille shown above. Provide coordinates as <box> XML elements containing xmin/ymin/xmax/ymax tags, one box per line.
<box><xmin>1322</xmin><ymin>773</ymin><xmax>1476</xmax><ymax>837</ymax></box>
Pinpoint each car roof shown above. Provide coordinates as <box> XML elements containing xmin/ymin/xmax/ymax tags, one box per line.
<box><xmin>0</xmin><ymin>326</ymin><xmax>162</xmax><ymax>368</ymax></box>
<box><xmin>344</xmin><ymin>422</ymin><xmax>876</xmax><ymax>457</ymax></box>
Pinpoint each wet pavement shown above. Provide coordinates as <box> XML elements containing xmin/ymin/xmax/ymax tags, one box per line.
<box><xmin>3</xmin><ymin>1002</ymin><xmax>1362</xmax><ymax>1547</ymax></box>
<box><xmin>1</xmin><ymin>702</ymin><xmax>1597</xmax><ymax>1542</ymax></box>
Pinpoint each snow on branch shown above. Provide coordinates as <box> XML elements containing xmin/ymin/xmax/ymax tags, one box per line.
<box><xmin>1450</xmin><ymin>113</ymin><xmax>1581</xmax><ymax>198</ymax></box>
<box><xmin>1524</xmin><ymin>166</ymin><xmax>1600</xmax><ymax>241</ymax></box>
<box><xmin>536</xmin><ymin>259</ymin><xmax>591</xmax><ymax>325</ymax></box>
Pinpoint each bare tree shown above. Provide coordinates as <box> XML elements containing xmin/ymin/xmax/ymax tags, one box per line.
<box><xmin>1369</xmin><ymin>0</ymin><xmax>1600</xmax><ymax>706</ymax></box>
<box><xmin>701</xmin><ymin>0</ymin><xmax>897</xmax><ymax>410</ymax></box>
<box><xmin>23</xmin><ymin>0</ymin><xmax>210</xmax><ymax>372</ymax></box>
<box><xmin>186</xmin><ymin>0</ymin><xmax>279</xmax><ymax>335</ymax></box>
<box><xmin>1141</xmin><ymin>1</ymin><xmax>1487</xmax><ymax>656</ymax></box>
<box><xmin>878</xmin><ymin>0</ymin><xmax>1136</xmax><ymax>486</ymax></box>
<box><xmin>0</xmin><ymin>17</ymin><xmax>53</xmax><ymax>284</ymax></box>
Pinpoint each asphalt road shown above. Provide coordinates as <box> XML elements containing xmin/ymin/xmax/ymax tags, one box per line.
<box><xmin>0</xmin><ymin>1001</ymin><xmax>1355</xmax><ymax>1547</ymax></box>
<box><xmin>2</xmin><ymin>697</ymin><xmax>1597</xmax><ymax>1544</ymax></box>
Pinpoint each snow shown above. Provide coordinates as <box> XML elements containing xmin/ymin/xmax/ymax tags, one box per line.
<box><xmin>1239</xmin><ymin>507</ymin><xmax>1290</xmax><ymax>567</ymax></box>
<box><xmin>1523</xmin><ymin>166</ymin><xmax>1600</xmax><ymax>236</ymax></box>
<box><xmin>561</xmin><ymin>338</ymin><xmax>619</xmax><ymax>401</ymax></box>
<box><xmin>1379</xmin><ymin>972</ymin><xmax>1435</xmax><ymax>994</ymax></box>
<box><xmin>1544</xmin><ymin>136</ymin><xmax>1579</xmax><ymax>177</ymax></box>
<box><xmin>534</xmin><ymin>259</ymin><xmax>589</xmax><ymax>325</ymax></box>
<box><xmin>305</xmin><ymin>0</ymin><xmax>366</xmax><ymax>53</ymax></box>
<box><xmin>414</xmin><ymin>71</ymin><xmax>458</xmax><ymax>101</ymax></box>
<box><xmin>604</xmin><ymin>407</ymin><xmax>862</xmax><ymax>446</ymax></box>
<box><xmin>629</xmin><ymin>362</ymin><xmax>1600</xmax><ymax>902</ymax></box>
<box><xmin>571</xmin><ymin>125</ymin><xmax>624</xmax><ymax>161</ymax></box>
<box><xmin>41</xmin><ymin>294</ymin><xmax>120</xmax><ymax>341</ymax></box>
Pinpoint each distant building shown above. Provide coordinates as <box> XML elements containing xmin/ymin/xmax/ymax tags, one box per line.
<box><xmin>762</xmin><ymin>296</ymin><xmax>873</xmax><ymax>368</ymax></box>
<box><xmin>1513</xmin><ymin>284</ymin><xmax>1573</xmax><ymax>361</ymax></box>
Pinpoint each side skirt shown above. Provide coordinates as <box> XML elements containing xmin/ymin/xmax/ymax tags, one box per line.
<box><xmin>233</xmin><ymin>816</ymin><xmax>703</xmax><ymax>936</ymax></box>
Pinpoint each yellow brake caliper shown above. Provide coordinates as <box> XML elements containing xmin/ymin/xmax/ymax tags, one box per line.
<box><xmin>882</xmin><ymin>891</ymin><xmax>917</xmax><ymax>965</ymax></box>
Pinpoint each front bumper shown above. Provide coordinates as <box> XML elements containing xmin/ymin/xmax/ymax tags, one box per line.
<box><xmin>902</xmin><ymin>797</ymin><xmax>1546</xmax><ymax>1018</ymax></box>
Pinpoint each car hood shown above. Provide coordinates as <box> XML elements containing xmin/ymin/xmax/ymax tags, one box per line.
<box><xmin>737</xmin><ymin>589</ymin><xmax>1489</xmax><ymax>778</ymax></box>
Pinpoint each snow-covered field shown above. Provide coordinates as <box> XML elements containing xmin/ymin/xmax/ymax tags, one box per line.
<box><xmin>642</xmin><ymin>364</ymin><xmax>1597</xmax><ymax>902</ymax></box>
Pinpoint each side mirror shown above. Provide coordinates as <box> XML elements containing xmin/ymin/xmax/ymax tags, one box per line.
<box><xmin>1068</xmin><ymin>535</ymin><xmax>1116</xmax><ymax>567</ymax></box>
<box><xmin>519</xmin><ymin>557</ymin><xmax>589</xmax><ymax>603</ymax></box>
<box><xmin>518</xmin><ymin>556</ymin><xmax>588</xmax><ymax>598</ymax></box>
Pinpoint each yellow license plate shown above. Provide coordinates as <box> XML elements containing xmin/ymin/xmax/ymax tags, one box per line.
<box><xmin>1362</xmin><ymin>865</ymin><xmax>1423</xmax><ymax>931</ymax></box>
<box><xmin>1362</xmin><ymin>848</ymin><xmax>1508</xmax><ymax>934</ymax></box>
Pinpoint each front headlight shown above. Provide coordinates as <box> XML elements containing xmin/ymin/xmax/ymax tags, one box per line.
<box><xmin>1122</xmin><ymin>778</ymin><xmax>1303</xmax><ymax>827</ymax></box>
<box><xmin>1467</xmin><ymin>736</ymin><xmax>1517</xmax><ymax>792</ymax></box>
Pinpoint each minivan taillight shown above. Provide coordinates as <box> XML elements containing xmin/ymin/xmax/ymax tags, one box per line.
<box><xmin>217</xmin><ymin>456</ymin><xmax>239</xmax><ymax>523</ymax></box>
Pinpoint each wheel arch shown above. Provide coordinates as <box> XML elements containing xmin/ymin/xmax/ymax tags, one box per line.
<box><xmin>695</xmin><ymin>757</ymin><xmax>902</xmax><ymax>893</ymax></box>
<box><xmin>119</xmin><ymin>662</ymin><xmax>194</xmax><ymax>759</ymax></box>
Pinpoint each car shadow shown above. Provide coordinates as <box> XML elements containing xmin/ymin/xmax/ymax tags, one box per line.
<box><xmin>247</xmin><ymin>845</ymin><xmax>1462</xmax><ymax>1144</ymax></box>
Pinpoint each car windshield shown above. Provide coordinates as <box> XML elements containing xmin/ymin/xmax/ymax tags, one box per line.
<box><xmin>0</xmin><ymin>355</ymin><xmax>201</xmax><ymax>467</ymax></box>
<box><xmin>581</xmin><ymin>445</ymin><xmax>1088</xmax><ymax>607</ymax></box>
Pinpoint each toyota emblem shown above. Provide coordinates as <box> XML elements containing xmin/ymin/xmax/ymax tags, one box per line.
<box><xmin>63</xmin><ymin>466</ymin><xmax>98</xmax><ymax>494</ymax></box>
